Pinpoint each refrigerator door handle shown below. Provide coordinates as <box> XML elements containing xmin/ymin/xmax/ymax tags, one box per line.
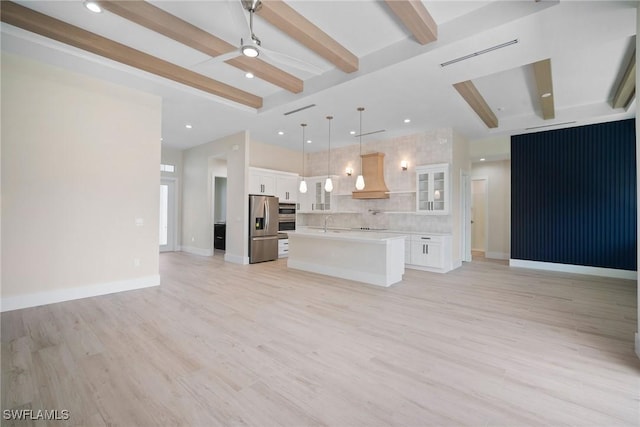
<box><xmin>264</xmin><ymin>199</ymin><xmax>270</xmax><ymax>229</ymax></box>
<box><xmin>252</xmin><ymin>236</ymin><xmax>279</xmax><ymax>241</ymax></box>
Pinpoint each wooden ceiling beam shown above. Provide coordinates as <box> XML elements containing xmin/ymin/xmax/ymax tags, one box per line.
<box><xmin>384</xmin><ymin>0</ymin><xmax>437</xmax><ymax>45</ymax></box>
<box><xmin>612</xmin><ymin>50</ymin><xmax>635</xmax><ymax>109</ymax></box>
<box><xmin>0</xmin><ymin>1</ymin><xmax>262</xmax><ymax>108</ymax></box>
<box><xmin>532</xmin><ymin>58</ymin><xmax>555</xmax><ymax>120</ymax></box>
<box><xmin>453</xmin><ymin>80</ymin><xmax>498</xmax><ymax>128</ymax></box>
<box><xmin>97</xmin><ymin>1</ymin><xmax>303</xmax><ymax>93</ymax></box>
<box><xmin>257</xmin><ymin>0</ymin><xmax>358</xmax><ymax>73</ymax></box>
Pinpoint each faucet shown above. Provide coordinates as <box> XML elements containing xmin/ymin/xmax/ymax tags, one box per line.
<box><xmin>323</xmin><ymin>215</ymin><xmax>332</xmax><ymax>232</ymax></box>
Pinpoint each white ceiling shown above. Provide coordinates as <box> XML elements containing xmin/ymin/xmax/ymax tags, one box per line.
<box><xmin>1</xmin><ymin>1</ymin><xmax>637</xmax><ymax>154</ymax></box>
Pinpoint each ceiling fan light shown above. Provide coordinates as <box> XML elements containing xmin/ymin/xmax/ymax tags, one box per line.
<box><xmin>242</xmin><ymin>45</ymin><xmax>259</xmax><ymax>58</ymax></box>
<box><xmin>84</xmin><ymin>1</ymin><xmax>102</xmax><ymax>13</ymax></box>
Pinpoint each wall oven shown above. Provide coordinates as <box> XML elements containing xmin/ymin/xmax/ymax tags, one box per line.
<box><xmin>278</xmin><ymin>203</ymin><xmax>296</xmax><ymax>232</ymax></box>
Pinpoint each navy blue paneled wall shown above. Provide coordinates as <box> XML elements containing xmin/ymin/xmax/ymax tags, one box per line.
<box><xmin>511</xmin><ymin>119</ymin><xmax>637</xmax><ymax>271</ymax></box>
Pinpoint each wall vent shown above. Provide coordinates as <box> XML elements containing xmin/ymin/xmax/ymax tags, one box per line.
<box><xmin>440</xmin><ymin>39</ymin><xmax>519</xmax><ymax>67</ymax></box>
<box><xmin>284</xmin><ymin>104</ymin><xmax>316</xmax><ymax>115</ymax></box>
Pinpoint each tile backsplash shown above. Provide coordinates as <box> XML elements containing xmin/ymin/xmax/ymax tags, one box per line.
<box><xmin>299</xmin><ymin>129</ymin><xmax>455</xmax><ymax>233</ymax></box>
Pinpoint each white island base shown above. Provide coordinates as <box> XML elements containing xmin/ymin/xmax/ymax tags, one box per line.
<box><xmin>287</xmin><ymin>229</ymin><xmax>406</xmax><ymax>287</ymax></box>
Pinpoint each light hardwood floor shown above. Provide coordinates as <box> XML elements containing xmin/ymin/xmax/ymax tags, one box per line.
<box><xmin>2</xmin><ymin>252</ymin><xmax>639</xmax><ymax>426</ymax></box>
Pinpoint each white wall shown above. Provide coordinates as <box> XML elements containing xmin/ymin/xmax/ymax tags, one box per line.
<box><xmin>182</xmin><ymin>132</ymin><xmax>248</xmax><ymax>263</ymax></box>
<box><xmin>1</xmin><ymin>53</ymin><xmax>162</xmax><ymax>311</ymax></box>
<box><xmin>471</xmin><ymin>160</ymin><xmax>511</xmax><ymax>259</ymax></box>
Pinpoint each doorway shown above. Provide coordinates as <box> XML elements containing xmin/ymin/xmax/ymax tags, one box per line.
<box><xmin>471</xmin><ymin>177</ymin><xmax>488</xmax><ymax>257</ymax></box>
<box><xmin>160</xmin><ymin>178</ymin><xmax>177</xmax><ymax>252</ymax></box>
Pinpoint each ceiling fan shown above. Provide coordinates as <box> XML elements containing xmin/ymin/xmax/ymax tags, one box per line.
<box><xmin>196</xmin><ymin>0</ymin><xmax>322</xmax><ymax>75</ymax></box>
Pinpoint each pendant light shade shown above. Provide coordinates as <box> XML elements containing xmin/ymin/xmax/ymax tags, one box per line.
<box><xmin>325</xmin><ymin>116</ymin><xmax>333</xmax><ymax>192</ymax></box>
<box><xmin>299</xmin><ymin>123</ymin><xmax>308</xmax><ymax>193</ymax></box>
<box><xmin>355</xmin><ymin>107</ymin><xmax>366</xmax><ymax>190</ymax></box>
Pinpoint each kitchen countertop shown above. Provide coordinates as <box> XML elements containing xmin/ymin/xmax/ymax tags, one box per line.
<box><xmin>297</xmin><ymin>226</ymin><xmax>451</xmax><ymax>237</ymax></box>
<box><xmin>290</xmin><ymin>227</ymin><xmax>408</xmax><ymax>243</ymax></box>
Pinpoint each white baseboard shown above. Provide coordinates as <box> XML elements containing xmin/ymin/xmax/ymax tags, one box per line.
<box><xmin>224</xmin><ymin>253</ymin><xmax>249</xmax><ymax>265</ymax></box>
<box><xmin>1</xmin><ymin>275</ymin><xmax>160</xmax><ymax>312</ymax></box>
<box><xmin>180</xmin><ymin>246</ymin><xmax>213</xmax><ymax>257</ymax></box>
<box><xmin>635</xmin><ymin>333</ymin><xmax>640</xmax><ymax>360</ymax></box>
<box><xmin>509</xmin><ymin>259</ymin><xmax>637</xmax><ymax>280</ymax></box>
<box><xmin>486</xmin><ymin>251</ymin><xmax>509</xmax><ymax>260</ymax></box>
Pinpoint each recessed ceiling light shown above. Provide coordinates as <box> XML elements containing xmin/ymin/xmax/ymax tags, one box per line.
<box><xmin>541</xmin><ymin>92</ymin><xmax>552</xmax><ymax>98</ymax></box>
<box><xmin>277</xmin><ymin>131</ymin><xmax>284</xmax><ymax>135</ymax></box>
<box><xmin>84</xmin><ymin>1</ymin><xmax>102</xmax><ymax>13</ymax></box>
<box><xmin>306</xmin><ymin>140</ymin><xmax>312</xmax><ymax>144</ymax></box>
<box><xmin>404</xmin><ymin>119</ymin><xmax>411</xmax><ymax>123</ymax></box>
<box><xmin>349</xmin><ymin>131</ymin><xmax>356</xmax><ymax>135</ymax></box>
<box><xmin>245</xmin><ymin>72</ymin><xmax>254</xmax><ymax>79</ymax></box>
<box><xmin>480</xmin><ymin>158</ymin><xmax>486</xmax><ymax>161</ymax></box>
<box><xmin>185</xmin><ymin>124</ymin><xmax>193</xmax><ymax>129</ymax></box>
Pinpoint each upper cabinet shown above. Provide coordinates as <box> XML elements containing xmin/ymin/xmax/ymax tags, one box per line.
<box><xmin>249</xmin><ymin>169</ymin><xmax>276</xmax><ymax>196</ymax></box>
<box><xmin>298</xmin><ymin>176</ymin><xmax>338</xmax><ymax>212</ymax></box>
<box><xmin>416</xmin><ymin>163</ymin><xmax>449</xmax><ymax>215</ymax></box>
<box><xmin>276</xmin><ymin>174</ymin><xmax>298</xmax><ymax>203</ymax></box>
<box><xmin>249</xmin><ymin>167</ymin><xmax>298</xmax><ymax>202</ymax></box>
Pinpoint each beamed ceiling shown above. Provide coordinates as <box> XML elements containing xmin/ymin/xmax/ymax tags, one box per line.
<box><xmin>0</xmin><ymin>1</ymin><xmax>637</xmax><ymax>154</ymax></box>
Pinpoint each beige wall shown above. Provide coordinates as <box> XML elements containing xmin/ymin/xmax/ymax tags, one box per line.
<box><xmin>471</xmin><ymin>160</ymin><xmax>511</xmax><ymax>259</ymax></box>
<box><xmin>249</xmin><ymin>139</ymin><xmax>301</xmax><ymax>174</ymax></box>
<box><xmin>182</xmin><ymin>132</ymin><xmax>248</xmax><ymax>263</ymax></box>
<box><xmin>469</xmin><ymin>135</ymin><xmax>510</xmax><ymax>161</ymax></box>
<box><xmin>1</xmin><ymin>53</ymin><xmax>161</xmax><ymax>309</ymax></box>
<box><xmin>452</xmin><ymin>130</ymin><xmax>471</xmax><ymax>267</ymax></box>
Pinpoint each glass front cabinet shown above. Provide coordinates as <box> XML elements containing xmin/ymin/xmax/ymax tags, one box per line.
<box><xmin>416</xmin><ymin>163</ymin><xmax>450</xmax><ymax>215</ymax></box>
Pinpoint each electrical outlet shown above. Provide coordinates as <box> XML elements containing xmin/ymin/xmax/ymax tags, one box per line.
<box><xmin>134</xmin><ymin>258</ymin><xmax>140</xmax><ymax>267</ymax></box>
<box><xmin>135</xmin><ymin>218</ymin><xmax>144</xmax><ymax>226</ymax></box>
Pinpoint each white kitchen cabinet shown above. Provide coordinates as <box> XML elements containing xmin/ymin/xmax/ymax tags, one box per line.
<box><xmin>298</xmin><ymin>176</ymin><xmax>337</xmax><ymax>212</ymax></box>
<box><xmin>406</xmin><ymin>233</ymin><xmax>452</xmax><ymax>272</ymax></box>
<box><xmin>278</xmin><ymin>238</ymin><xmax>289</xmax><ymax>258</ymax></box>
<box><xmin>249</xmin><ymin>167</ymin><xmax>299</xmax><ymax>201</ymax></box>
<box><xmin>416</xmin><ymin>163</ymin><xmax>449</xmax><ymax>214</ymax></box>
<box><xmin>249</xmin><ymin>169</ymin><xmax>276</xmax><ymax>195</ymax></box>
<box><xmin>276</xmin><ymin>175</ymin><xmax>298</xmax><ymax>203</ymax></box>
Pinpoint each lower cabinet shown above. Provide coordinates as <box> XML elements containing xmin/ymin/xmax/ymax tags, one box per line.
<box><xmin>278</xmin><ymin>239</ymin><xmax>289</xmax><ymax>258</ymax></box>
<box><xmin>406</xmin><ymin>234</ymin><xmax>451</xmax><ymax>273</ymax></box>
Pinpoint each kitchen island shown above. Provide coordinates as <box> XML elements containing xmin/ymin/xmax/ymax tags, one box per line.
<box><xmin>287</xmin><ymin>228</ymin><xmax>407</xmax><ymax>287</ymax></box>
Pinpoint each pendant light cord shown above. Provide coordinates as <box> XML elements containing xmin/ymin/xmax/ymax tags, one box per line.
<box><xmin>327</xmin><ymin>116</ymin><xmax>333</xmax><ymax>178</ymax></box>
<box><xmin>301</xmin><ymin>123</ymin><xmax>306</xmax><ymax>178</ymax></box>
<box><xmin>358</xmin><ymin>107</ymin><xmax>364</xmax><ymax>173</ymax></box>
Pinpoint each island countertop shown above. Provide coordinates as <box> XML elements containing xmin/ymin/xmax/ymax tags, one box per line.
<box><xmin>290</xmin><ymin>227</ymin><xmax>408</xmax><ymax>243</ymax></box>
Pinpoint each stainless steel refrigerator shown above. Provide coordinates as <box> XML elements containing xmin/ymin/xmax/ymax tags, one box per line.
<box><xmin>249</xmin><ymin>194</ymin><xmax>279</xmax><ymax>263</ymax></box>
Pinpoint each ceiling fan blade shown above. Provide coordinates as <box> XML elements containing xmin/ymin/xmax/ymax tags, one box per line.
<box><xmin>259</xmin><ymin>46</ymin><xmax>324</xmax><ymax>75</ymax></box>
<box><xmin>227</xmin><ymin>0</ymin><xmax>251</xmax><ymax>39</ymax></box>
<box><xmin>192</xmin><ymin>50</ymin><xmax>239</xmax><ymax>68</ymax></box>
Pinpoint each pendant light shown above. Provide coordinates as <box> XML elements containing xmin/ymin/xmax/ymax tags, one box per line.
<box><xmin>355</xmin><ymin>107</ymin><xmax>366</xmax><ymax>190</ymax></box>
<box><xmin>299</xmin><ymin>123</ymin><xmax>308</xmax><ymax>193</ymax></box>
<box><xmin>324</xmin><ymin>116</ymin><xmax>334</xmax><ymax>192</ymax></box>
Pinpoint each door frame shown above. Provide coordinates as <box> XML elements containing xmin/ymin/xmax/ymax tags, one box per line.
<box><xmin>461</xmin><ymin>171</ymin><xmax>472</xmax><ymax>262</ymax></box>
<box><xmin>471</xmin><ymin>176</ymin><xmax>489</xmax><ymax>253</ymax></box>
<box><xmin>160</xmin><ymin>177</ymin><xmax>178</xmax><ymax>252</ymax></box>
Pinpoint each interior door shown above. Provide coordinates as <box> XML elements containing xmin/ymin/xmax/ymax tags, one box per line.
<box><xmin>160</xmin><ymin>179</ymin><xmax>176</xmax><ymax>252</ymax></box>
